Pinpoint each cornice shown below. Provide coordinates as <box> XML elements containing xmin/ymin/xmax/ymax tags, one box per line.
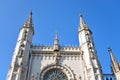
<box><xmin>31</xmin><ymin>45</ymin><xmax>81</xmax><ymax>53</ymax></box>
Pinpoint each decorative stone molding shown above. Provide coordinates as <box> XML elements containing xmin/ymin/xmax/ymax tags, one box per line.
<box><xmin>31</xmin><ymin>45</ymin><xmax>81</xmax><ymax>52</ymax></box>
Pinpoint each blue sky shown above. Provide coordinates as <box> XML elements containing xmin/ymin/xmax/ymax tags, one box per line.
<box><xmin>0</xmin><ymin>0</ymin><xmax>120</xmax><ymax>79</ymax></box>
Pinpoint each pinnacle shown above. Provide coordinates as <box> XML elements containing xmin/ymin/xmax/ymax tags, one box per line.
<box><xmin>108</xmin><ymin>46</ymin><xmax>120</xmax><ymax>72</ymax></box>
<box><xmin>80</xmin><ymin>14</ymin><xmax>85</xmax><ymax>26</ymax></box>
<box><xmin>30</xmin><ymin>11</ymin><xmax>32</xmax><ymax>15</ymax></box>
<box><xmin>54</xmin><ymin>33</ymin><xmax>59</xmax><ymax>45</ymax></box>
<box><xmin>53</xmin><ymin>33</ymin><xmax>59</xmax><ymax>51</ymax></box>
<box><xmin>79</xmin><ymin>13</ymin><xmax>82</xmax><ymax>17</ymax></box>
<box><xmin>23</xmin><ymin>11</ymin><xmax>33</xmax><ymax>28</ymax></box>
<box><xmin>55</xmin><ymin>33</ymin><xmax>58</xmax><ymax>40</ymax></box>
<box><xmin>108</xmin><ymin>46</ymin><xmax>112</xmax><ymax>52</ymax></box>
<box><xmin>78</xmin><ymin>14</ymin><xmax>92</xmax><ymax>33</ymax></box>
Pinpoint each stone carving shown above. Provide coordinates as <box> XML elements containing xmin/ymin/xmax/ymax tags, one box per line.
<box><xmin>40</xmin><ymin>64</ymin><xmax>75</xmax><ymax>80</ymax></box>
<box><xmin>17</xmin><ymin>48</ymin><xmax>23</xmax><ymax>57</ymax></box>
<box><xmin>54</xmin><ymin>52</ymin><xmax>60</xmax><ymax>65</ymax></box>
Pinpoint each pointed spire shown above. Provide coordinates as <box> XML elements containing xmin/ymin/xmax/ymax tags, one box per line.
<box><xmin>79</xmin><ymin>14</ymin><xmax>88</xmax><ymax>29</ymax></box>
<box><xmin>80</xmin><ymin>14</ymin><xmax>85</xmax><ymax>28</ymax></box>
<box><xmin>23</xmin><ymin>11</ymin><xmax>33</xmax><ymax>28</ymax></box>
<box><xmin>108</xmin><ymin>47</ymin><xmax>120</xmax><ymax>72</ymax></box>
<box><xmin>78</xmin><ymin>14</ymin><xmax>92</xmax><ymax>33</ymax></box>
<box><xmin>54</xmin><ymin>33</ymin><xmax>59</xmax><ymax>45</ymax></box>
<box><xmin>53</xmin><ymin>33</ymin><xmax>59</xmax><ymax>51</ymax></box>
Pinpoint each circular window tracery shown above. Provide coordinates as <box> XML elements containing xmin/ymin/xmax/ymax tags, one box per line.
<box><xmin>40</xmin><ymin>64</ymin><xmax>75</xmax><ymax>80</ymax></box>
<box><xmin>43</xmin><ymin>69</ymin><xmax>68</xmax><ymax>80</ymax></box>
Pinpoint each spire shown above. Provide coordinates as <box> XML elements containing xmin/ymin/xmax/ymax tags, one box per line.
<box><xmin>54</xmin><ymin>33</ymin><xmax>59</xmax><ymax>45</ymax></box>
<box><xmin>53</xmin><ymin>33</ymin><xmax>59</xmax><ymax>51</ymax></box>
<box><xmin>80</xmin><ymin>14</ymin><xmax>85</xmax><ymax>28</ymax></box>
<box><xmin>78</xmin><ymin>14</ymin><xmax>91</xmax><ymax>33</ymax></box>
<box><xmin>79</xmin><ymin>14</ymin><xmax>88</xmax><ymax>29</ymax></box>
<box><xmin>23</xmin><ymin>11</ymin><xmax>33</xmax><ymax>28</ymax></box>
<box><xmin>108</xmin><ymin>47</ymin><xmax>120</xmax><ymax>72</ymax></box>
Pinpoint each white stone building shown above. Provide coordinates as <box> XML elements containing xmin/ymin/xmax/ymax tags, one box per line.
<box><xmin>6</xmin><ymin>12</ymin><xmax>120</xmax><ymax>80</ymax></box>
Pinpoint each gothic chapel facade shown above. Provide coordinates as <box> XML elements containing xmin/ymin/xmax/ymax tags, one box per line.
<box><xmin>7</xmin><ymin>12</ymin><xmax>120</xmax><ymax>80</ymax></box>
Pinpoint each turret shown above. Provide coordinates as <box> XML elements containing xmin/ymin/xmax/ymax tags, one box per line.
<box><xmin>78</xmin><ymin>14</ymin><xmax>103</xmax><ymax>80</ymax></box>
<box><xmin>78</xmin><ymin>14</ymin><xmax>95</xmax><ymax>59</ymax></box>
<box><xmin>108</xmin><ymin>47</ymin><xmax>120</xmax><ymax>80</ymax></box>
<box><xmin>7</xmin><ymin>12</ymin><xmax>34</xmax><ymax>80</ymax></box>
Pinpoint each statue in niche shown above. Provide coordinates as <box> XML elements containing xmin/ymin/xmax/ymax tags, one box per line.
<box><xmin>17</xmin><ymin>48</ymin><xmax>23</xmax><ymax>58</ymax></box>
<box><xmin>14</xmin><ymin>57</ymin><xmax>19</xmax><ymax>68</ymax></box>
<box><xmin>54</xmin><ymin>52</ymin><xmax>59</xmax><ymax>65</ymax></box>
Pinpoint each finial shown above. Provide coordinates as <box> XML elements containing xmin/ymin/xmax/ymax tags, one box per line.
<box><xmin>78</xmin><ymin>13</ymin><xmax>92</xmax><ymax>33</ymax></box>
<box><xmin>22</xmin><ymin>11</ymin><xmax>33</xmax><ymax>28</ymax></box>
<box><xmin>79</xmin><ymin>13</ymin><xmax>82</xmax><ymax>17</ymax></box>
<box><xmin>20</xmin><ymin>11</ymin><xmax>34</xmax><ymax>34</ymax></box>
<box><xmin>55</xmin><ymin>32</ymin><xmax>58</xmax><ymax>40</ymax></box>
<box><xmin>53</xmin><ymin>33</ymin><xmax>59</xmax><ymax>51</ymax></box>
<box><xmin>54</xmin><ymin>33</ymin><xmax>59</xmax><ymax>45</ymax></box>
<box><xmin>79</xmin><ymin>13</ymin><xmax>86</xmax><ymax>29</ymax></box>
<box><xmin>29</xmin><ymin>11</ymin><xmax>32</xmax><ymax>21</ymax></box>
<box><xmin>30</xmin><ymin>11</ymin><xmax>32</xmax><ymax>15</ymax></box>
<box><xmin>108</xmin><ymin>46</ymin><xmax>112</xmax><ymax>52</ymax></box>
<box><xmin>107</xmin><ymin>46</ymin><xmax>120</xmax><ymax>72</ymax></box>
